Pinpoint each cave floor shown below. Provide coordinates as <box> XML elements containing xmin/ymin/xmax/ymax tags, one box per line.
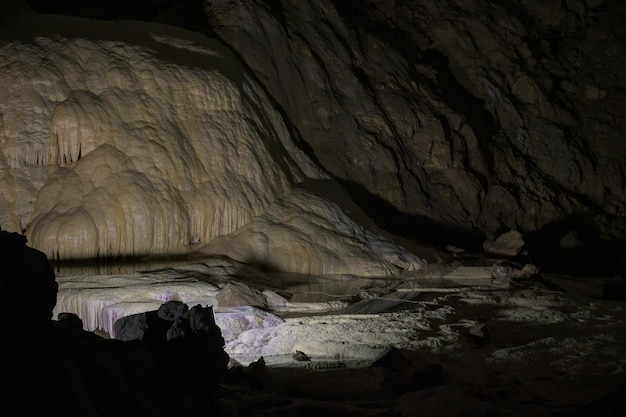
<box><xmin>215</xmin><ymin>274</ymin><xmax>625</xmax><ymax>416</ymax></box>
<box><xmin>53</xmin><ymin>260</ymin><xmax>626</xmax><ymax>416</ymax></box>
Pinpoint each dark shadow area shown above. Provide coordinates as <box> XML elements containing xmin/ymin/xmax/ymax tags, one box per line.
<box><xmin>22</xmin><ymin>0</ymin><xmax>211</xmax><ymax>32</ymax></box>
<box><xmin>417</xmin><ymin>48</ymin><xmax>499</xmax><ymax>172</ymax></box>
<box><xmin>1</xmin><ymin>230</ymin><xmax>229</xmax><ymax>417</ymax></box>
<box><xmin>525</xmin><ymin>213</ymin><xmax>626</xmax><ymax>277</ymax></box>
<box><xmin>332</xmin><ymin>0</ymin><xmax>499</xmax><ymax>174</ymax></box>
<box><xmin>337</xmin><ymin>179</ymin><xmax>486</xmax><ymax>252</ymax></box>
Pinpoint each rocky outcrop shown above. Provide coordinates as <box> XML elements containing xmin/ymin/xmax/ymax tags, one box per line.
<box><xmin>201</xmin><ymin>0</ymin><xmax>626</xmax><ymax>252</ymax></box>
<box><xmin>114</xmin><ymin>301</ymin><xmax>229</xmax><ymax>387</ymax></box>
<box><xmin>0</xmin><ymin>231</ymin><xmax>229</xmax><ymax>416</ymax></box>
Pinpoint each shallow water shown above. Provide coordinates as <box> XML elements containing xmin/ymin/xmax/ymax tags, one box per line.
<box><xmin>52</xmin><ymin>257</ymin><xmax>204</xmax><ymax>276</ymax></box>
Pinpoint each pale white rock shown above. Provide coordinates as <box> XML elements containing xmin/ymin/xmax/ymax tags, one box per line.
<box><xmin>0</xmin><ymin>13</ymin><xmax>322</xmax><ymax>259</ymax></box>
<box><xmin>262</xmin><ymin>290</ymin><xmax>289</xmax><ymax>309</ymax></box>
<box><xmin>216</xmin><ymin>281</ymin><xmax>267</xmax><ymax>308</ymax></box>
<box><xmin>226</xmin><ymin>306</ymin><xmax>456</xmax><ymax>362</ymax></box>
<box><xmin>215</xmin><ymin>306</ymin><xmax>285</xmax><ymax>343</ymax></box>
<box><xmin>200</xmin><ymin>187</ymin><xmax>426</xmax><ymax>276</ymax></box>
<box><xmin>53</xmin><ymin>272</ymin><xmax>220</xmax><ymax>337</ymax></box>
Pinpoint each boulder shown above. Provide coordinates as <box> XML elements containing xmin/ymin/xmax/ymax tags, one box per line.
<box><xmin>216</xmin><ymin>282</ymin><xmax>267</xmax><ymax>308</ymax></box>
<box><xmin>467</xmin><ymin>322</ymin><xmax>491</xmax><ymax>345</ymax></box>
<box><xmin>157</xmin><ymin>300</ymin><xmax>189</xmax><ymax>321</ymax></box>
<box><xmin>113</xmin><ymin>303</ymin><xmax>229</xmax><ymax>386</ymax></box>
<box><xmin>484</xmin><ymin>230</ymin><xmax>525</xmax><ymax>257</ymax></box>
<box><xmin>293</xmin><ymin>350</ymin><xmax>312</xmax><ymax>362</ymax></box>
<box><xmin>113</xmin><ymin>311</ymin><xmax>171</xmax><ymax>344</ymax></box>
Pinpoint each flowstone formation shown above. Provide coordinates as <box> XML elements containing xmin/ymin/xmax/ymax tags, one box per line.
<box><xmin>201</xmin><ymin>185</ymin><xmax>425</xmax><ymax>275</ymax></box>
<box><xmin>0</xmin><ymin>13</ymin><xmax>320</xmax><ymax>260</ymax></box>
<box><xmin>0</xmin><ymin>9</ymin><xmax>423</xmax><ymax>274</ymax></box>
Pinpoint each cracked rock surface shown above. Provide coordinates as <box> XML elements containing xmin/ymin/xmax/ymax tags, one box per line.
<box><xmin>204</xmin><ymin>0</ymin><xmax>626</xmax><ymax>250</ymax></box>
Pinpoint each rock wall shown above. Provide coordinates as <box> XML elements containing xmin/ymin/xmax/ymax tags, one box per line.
<box><xmin>5</xmin><ymin>0</ymin><xmax>626</xmax><ymax>272</ymax></box>
<box><xmin>203</xmin><ymin>0</ymin><xmax>626</xmax><ymax>247</ymax></box>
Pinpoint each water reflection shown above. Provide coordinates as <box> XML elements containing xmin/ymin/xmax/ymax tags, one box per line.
<box><xmin>285</xmin><ymin>278</ymin><xmax>386</xmax><ymax>303</ymax></box>
<box><xmin>52</xmin><ymin>257</ymin><xmax>197</xmax><ymax>276</ymax></box>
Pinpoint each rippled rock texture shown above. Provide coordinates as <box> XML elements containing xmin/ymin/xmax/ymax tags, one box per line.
<box><xmin>0</xmin><ymin>12</ymin><xmax>323</xmax><ymax>259</ymax></box>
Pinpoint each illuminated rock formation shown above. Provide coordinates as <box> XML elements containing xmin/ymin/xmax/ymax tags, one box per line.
<box><xmin>200</xmin><ymin>187</ymin><xmax>426</xmax><ymax>275</ymax></box>
<box><xmin>0</xmin><ymin>13</ymin><xmax>323</xmax><ymax>260</ymax></box>
<box><xmin>0</xmin><ymin>11</ymin><xmax>426</xmax><ymax>275</ymax></box>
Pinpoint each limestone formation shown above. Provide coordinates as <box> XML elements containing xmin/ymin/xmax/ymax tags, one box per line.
<box><xmin>0</xmin><ymin>10</ymin><xmax>429</xmax><ymax>276</ymax></box>
<box><xmin>0</xmin><ymin>12</ymin><xmax>322</xmax><ymax>260</ymax></box>
<box><xmin>200</xmin><ymin>187</ymin><xmax>426</xmax><ymax>275</ymax></box>
<box><xmin>3</xmin><ymin>0</ymin><xmax>625</xmax><ymax>275</ymax></box>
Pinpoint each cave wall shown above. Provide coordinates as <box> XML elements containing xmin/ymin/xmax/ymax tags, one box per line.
<box><xmin>199</xmin><ymin>0</ymin><xmax>626</xmax><ymax>248</ymax></box>
<box><xmin>1</xmin><ymin>5</ymin><xmax>430</xmax><ymax>276</ymax></box>
<box><xmin>12</xmin><ymin>0</ymin><xmax>626</xmax><ymax>254</ymax></box>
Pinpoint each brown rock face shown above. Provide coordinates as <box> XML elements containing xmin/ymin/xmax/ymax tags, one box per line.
<box><xmin>202</xmin><ymin>0</ymin><xmax>625</xmax><ymax>249</ymax></box>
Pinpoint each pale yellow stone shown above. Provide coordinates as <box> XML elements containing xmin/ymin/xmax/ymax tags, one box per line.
<box><xmin>0</xmin><ymin>14</ymin><xmax>320</xmax><ymax>259</ymax></box>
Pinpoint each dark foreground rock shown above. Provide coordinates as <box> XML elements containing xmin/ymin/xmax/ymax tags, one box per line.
<box><xmin>0</xmin><ymin>231</ymin><xmax>228</xmax><ymax>417</ymax></box>
<box><xmin>114</xmin><ymin>301</ymin><xmax>229</xmax><ymax>388</ymax></box>
<box><xmin>555</xmin><ymin>385</ymin><xmax>626</xmax><ymax>417</ymax></box>
<box><xmin>603</xmin><ymin>279</ymin><xmax>626</xmax><ymax>301</ymax></box>
<box><xmin>0</xmin><ymin>230</ymin><xmax>57</xmax><ymax>328</ymax></box>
